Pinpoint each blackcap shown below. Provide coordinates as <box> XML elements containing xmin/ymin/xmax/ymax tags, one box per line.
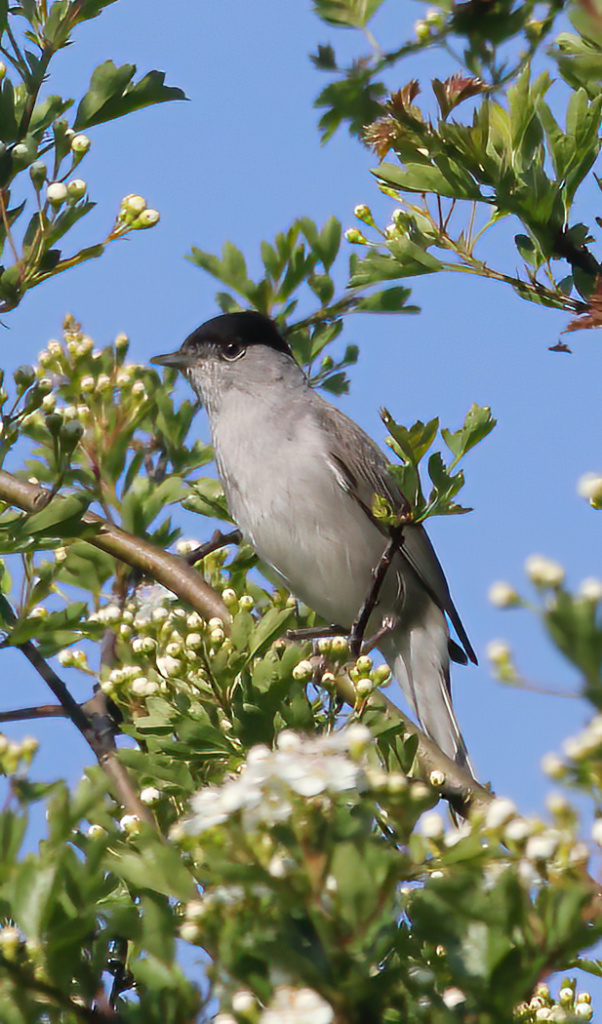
<box><xmin>152</xmin><ymin>311</ymin><xmax>477</xmax><ymax>772</ymax></box>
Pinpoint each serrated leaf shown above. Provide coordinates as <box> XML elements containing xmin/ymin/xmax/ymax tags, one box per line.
<box><xmin>441</xmin><ymin>404</ymin><xmax>496</xmax><ymax>461</ymax></box>
<box><xmin>74</xmin><ymin>61</ymin><xmax>186</xmax><ymax>129</ymax></box>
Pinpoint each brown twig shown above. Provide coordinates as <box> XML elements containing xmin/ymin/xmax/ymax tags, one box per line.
<box><xmin>332</xmin><ymin>665</ymin><xmax>491</xmax><ymax>817</ymax></box>
<box><xmin>0</xmin><ymin>469</ymin><xmax>230</xmax><ymax>626</ymax></box>
<box><xmin>183</xmin><ymin>527</ymin><xmax>242</xmax><ymax>564</ymax></box>
<box><xmin>0</xmin><ymin>703</ymin><xmax>68</xmax><ymax>722</ymax></box>
<box><xmin>17</xmin><ymin>643</ymin><xmax>154</xmax><ymax>826</ymax></box>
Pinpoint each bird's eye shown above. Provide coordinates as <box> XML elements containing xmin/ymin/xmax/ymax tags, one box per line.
<box><xmin>222</xmin><ymin>340</ymin><xmax>246</xmax><ymax>361</ymax></box>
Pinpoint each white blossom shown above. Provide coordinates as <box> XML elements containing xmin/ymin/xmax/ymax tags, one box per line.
<box><xmin>525</xmin><ymin>830</ymin><xmax>560</xmax><ymax>862</ymax></box>
<box><xmin>525</xmin><ymin>554</ymin><xmax>565</xmax><ymax>588</ymax></box>
<box><xmin>488</xmin><ymin>582</ymin><xmax>519</xmax><ymax>607</ymax></box>
<box><xmin>182</xmin><ymin>728</ymin><xmax>369</xmax><ymax>835</ymax></box>
<box><xmin>579</xmin><ymin>577</ymin><xmax>602</xmax><ymax>601</ymax></box>
<box><xmin>421</xmin><ymin>812</ymin><xmax>445</xmax><ymax>839</ymax></box>
<box><xmin>485</xmin><ymin>797</ymin><xmax>517</xmax><ymax>830</ymax></box>
<box><xmin>442</xmin><ymin>988</ymin><xmax>466</xmax><ymax>1009</ymax></box>
<box><xmin>260</xmin><ymin>985</ymin><xmax>334</xmax><ymax>1024</ymax></box>
<box><xmin>577</xmin><ymin>472</ymin><xmax>602</xmax><ymax>505</ymax></box>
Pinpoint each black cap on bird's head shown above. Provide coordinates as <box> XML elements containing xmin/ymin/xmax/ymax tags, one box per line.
<box><xmin>151</xmin><ymin>311</ymin><xmax>293</xmax><ymax>371</ymax></box>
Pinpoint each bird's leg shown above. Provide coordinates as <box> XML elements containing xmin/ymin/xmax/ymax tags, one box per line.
<box><xmin>349</xmin><ymin>525</ymin><xmax>405</xmax><ymax>658</ymax></box>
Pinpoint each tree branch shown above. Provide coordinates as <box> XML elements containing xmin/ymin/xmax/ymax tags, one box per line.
<box><xmin>16</xmin><ymin>643</ymin><xmax>155</xmax><ymax>826</ymax></box>
<box><xmin>0</xmin><ymin>703</ymin><xmax>68</xmax><ymax>723</ymax></box>
<box><xmin>0</xmin><ymin>469</ymin><xmax>230</xmax><ymax>625</ymax></box>
<box><xmin>332</xmin><ymin>666</ymin><xmax>493</xmax><ymax>816</ymax></box>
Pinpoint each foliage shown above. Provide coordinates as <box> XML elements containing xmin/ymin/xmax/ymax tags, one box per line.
<box><xmin>312</xmin><ymin>0</ymin><xmax>602</xmax><ymax>334</ymax></box>
<box><xmin>0</xmin><ymin>2</ymin><xmax>597</xmax><ymax>1023</ymax></box>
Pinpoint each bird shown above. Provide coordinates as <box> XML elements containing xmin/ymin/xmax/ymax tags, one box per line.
<box><xmin>152</xmin><ymin>311</ymin><xmax>477</xmax><ymax>773</ymax></box>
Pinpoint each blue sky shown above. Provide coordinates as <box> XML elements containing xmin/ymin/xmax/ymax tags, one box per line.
<box><xmin>3</xmin><ymin>0</ymin><xmax>602</xmax><ymax>924</ymax></box>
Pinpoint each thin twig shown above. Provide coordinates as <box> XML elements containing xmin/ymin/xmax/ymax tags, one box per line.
<box><xmin>0</xmin><ymin>469</ymin><xmax>230</xmax><ymax>626</ymax></box>
<box><xmin>183</xmin><ymin>528</ymin><xmax>242</xmax><ymax>564</ymax></box>
<box><xmin>0</xmin><ymin>703</ymin><xmax>67</xmax><ymax>723</ymax></box>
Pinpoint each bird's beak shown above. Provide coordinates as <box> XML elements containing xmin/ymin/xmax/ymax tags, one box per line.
<box><xmin>150</xmin><ymin>349</ymin><xmax>192</xmax><ymax>370</ymax></box>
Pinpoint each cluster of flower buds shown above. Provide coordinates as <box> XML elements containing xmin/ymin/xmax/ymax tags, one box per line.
<box><xmin>525</xmin><ymin>554</ymin><xmax>565</xmax><ymax>589</ymax></box>
<box><xmin>515</xmin><ymin>980</ymin><xmax>593</xmax><ymax>1022</ymax></box>
<box><xmin>486</xmin><ymin>639</ymin><xmax>517</xmax><ymax>683</ymax></box>
<box><xmin>0</xmin><ymin>733</ymin><xmax>38</xmax><ymax>775</ymax></box>
<box><xmin>46</xmin><ymin>178</ymin><xmax>88</xmax><ymax>208</ymax></box>
<box><xmin>116</xmin><ymin>194</ymin><xmax>160</xmax><ymax>232</ymax></box>
<box><xmin>414</xmin><ymin>6</ymin><xmax>445</xmax><ymax>42</ymax></box>
<box><xmin>89</xmin><ymin>597</ymin><xmax>244</xmax><ymax>700</ymax></box>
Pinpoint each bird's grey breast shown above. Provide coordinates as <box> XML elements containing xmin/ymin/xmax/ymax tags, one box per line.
<box><xmin>209</xmin><ymin>385</ymin><xmax>391</xmax><ymax>626</ymax></box>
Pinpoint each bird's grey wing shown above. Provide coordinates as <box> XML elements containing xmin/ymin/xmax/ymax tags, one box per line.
<box><xmin>315</xmin><ymin>398</ymin><xmax>477</xmax><ymax>665</ymax></box>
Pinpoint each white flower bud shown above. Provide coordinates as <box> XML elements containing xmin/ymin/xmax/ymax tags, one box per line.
<box><xmin>136</xmin><ymin>208</ymin><xmax>160</xmax><ymax>228</ymax></box>
<box><xmin>231</xmin><ymin>990</ymin><xmax>256</xmax><ymax>1015</ymax></box>
<box><xmin>0</xmin><ymin>926</ymin><xmax>21</xmax><ymax>952</ymax></box>
<box><xmin>152</xmin><ymin>606</ymin><xmax>169</xmax><ymax>622</ymax></box>
<box><xmin>442</xmin><ymin>988</ymin><xmax>466</xmax><ymax>1010</ymax></box>
<box><xmin>579</xmin><ymin>577</ymin><xmax>602</xmax><ymax>601</ymax></box>
<box><xmin>292</xmin><ymin>659</ymin><xmax>313</xmax><ymax>682</ymax></box>
<box><xmin>29</xmin><ymin>605</ymin><xmax>48</xmax><ymax>619</ymax></box>
<box><xmin>71</xmin><ymin>134</ymin><xmax>91</xmax><ymax>154</ymax></box>
<box><xmin>577</xmin><ymin>472</ymin><xmax>602</xmax><ymax>507</ymax></box>
<box><xmin>20</xmin><ymin>736</ymin><xmax>39</xmax><ymax>758</ymax></box>
<box><xmin>541</xmin><ymin>752</ymin><xmax>566</xmax><ymax>779</ymax></box>
<box><xmin>47</xmin><ymin>182</ymin><xmax>68</xmax><ymax>206</ymax></box>
<box><xmin>504</xmin><ymin>818</ymin><xmax>532</xmax><ymax>843</ymax></box>
<box><xmin>422</xmin><ymin>812</ymin><xmax>445</xmax><ymax>839</ymax></box>
<box><xmin>122</xmin><ymin>194</ymin><xmax>146</xmax><ymax>216</ymax></box>
<box><xmin>67</xmin><ymin>178</ymin><xmax>86</xmax><ymax>200</ymax></box>
<box><xmin>179</xmin><ymin>921</ymin><xmax>200</xmax><ymax>943</ymax></box>
<box><xmin>87</xmin><ymin>824</ymin><xmax>106</xmax><ymax>838</ymax></box>
<box><xmin>355</xmin><ymin>677</ymin><xmax>374</xmax><ymax>698</ymax></box>
<box><xmin>344</xmin><ymin>227</ymin><xmax>367</xmax><ymax>244</ymax></box>
<box><xmin>80</xmin><ymin>375</ymin><xmax>95</xmax><ymax>393</ymax></box>
<box><xmin>576</xmin><ymin>1005</ymin><xmax>593</xmax><ymax>1020</ymax></box>
<box><xmin>525</xmin><ymin>831</ymin><xmax>560</xmax><ymax>862</ymax></box>
<box><xmin>119</xmin><ymin>814</ymin><xmax>141</xmax><ymax>836</ymax></box>
<box><xmin>185</xmin><ymin>632</ymin><xmax>203</xmax><ymax>649</ymax></box>
<box><xmin>429</xmin><ymin>769</ymin><xmax>445</xmax><ymax>788</ymax></box>
<box><xmin>525</xmin><ymin>554</ymin><xmax>565</xmax><ymax>588</ymax></box>
<box><xmin>488</xmin><ymin>581</ymin><xmax>519</xmax><ymax>608</ymax></box>
<box><xmin>486</xmin><ymin>639</ymin><xmax>512</xmax><ymax>664</ymax></box>
<box><xmin>86</xmin><ymin>819</ymin><xmax>105</xmax><ymax>835</ymax></box>
<box><xmin>140</xmin><ymin>786</ymin><xmax>160</xmax><ymax>805</ymax></box>
<box><xmin>238</xmin><ymin>594</ymin><xmax>254</xmax><ymax>610</ymax></box>
<box><xmin>485</xmin><ymin>797</ymin><xmax>517</xmax><ymax>830</ymax></box>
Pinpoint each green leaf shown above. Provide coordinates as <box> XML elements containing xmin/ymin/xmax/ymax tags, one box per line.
<box><xmin>20</xmin><ymin>493</ymin><xmax>91</xmax><ymax>537</ymax></box>
<box><xmin>312</xmin><ymin>0</ymin><xmax>385</xmax><ymax>29</ymax></box>
<box><xmin>74</xmin><ymin>61</ymin><xmax>186</xmax><ymax>129</ymax></box>
<box><xmin>355</xmin><ymin>286</ymin><xmax>418</xmax><ymax>313</ymax></box>
<box><xmin>441</xmin><ymin>404</ymin><xmax>496</xmax><ymax>461</ymax></box>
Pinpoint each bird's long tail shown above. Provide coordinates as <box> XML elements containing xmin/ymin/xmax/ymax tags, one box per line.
<box><xmin>379</xmin><ymin>606</ymin><xmax>475</xmax><ymax>779</ymax></box>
